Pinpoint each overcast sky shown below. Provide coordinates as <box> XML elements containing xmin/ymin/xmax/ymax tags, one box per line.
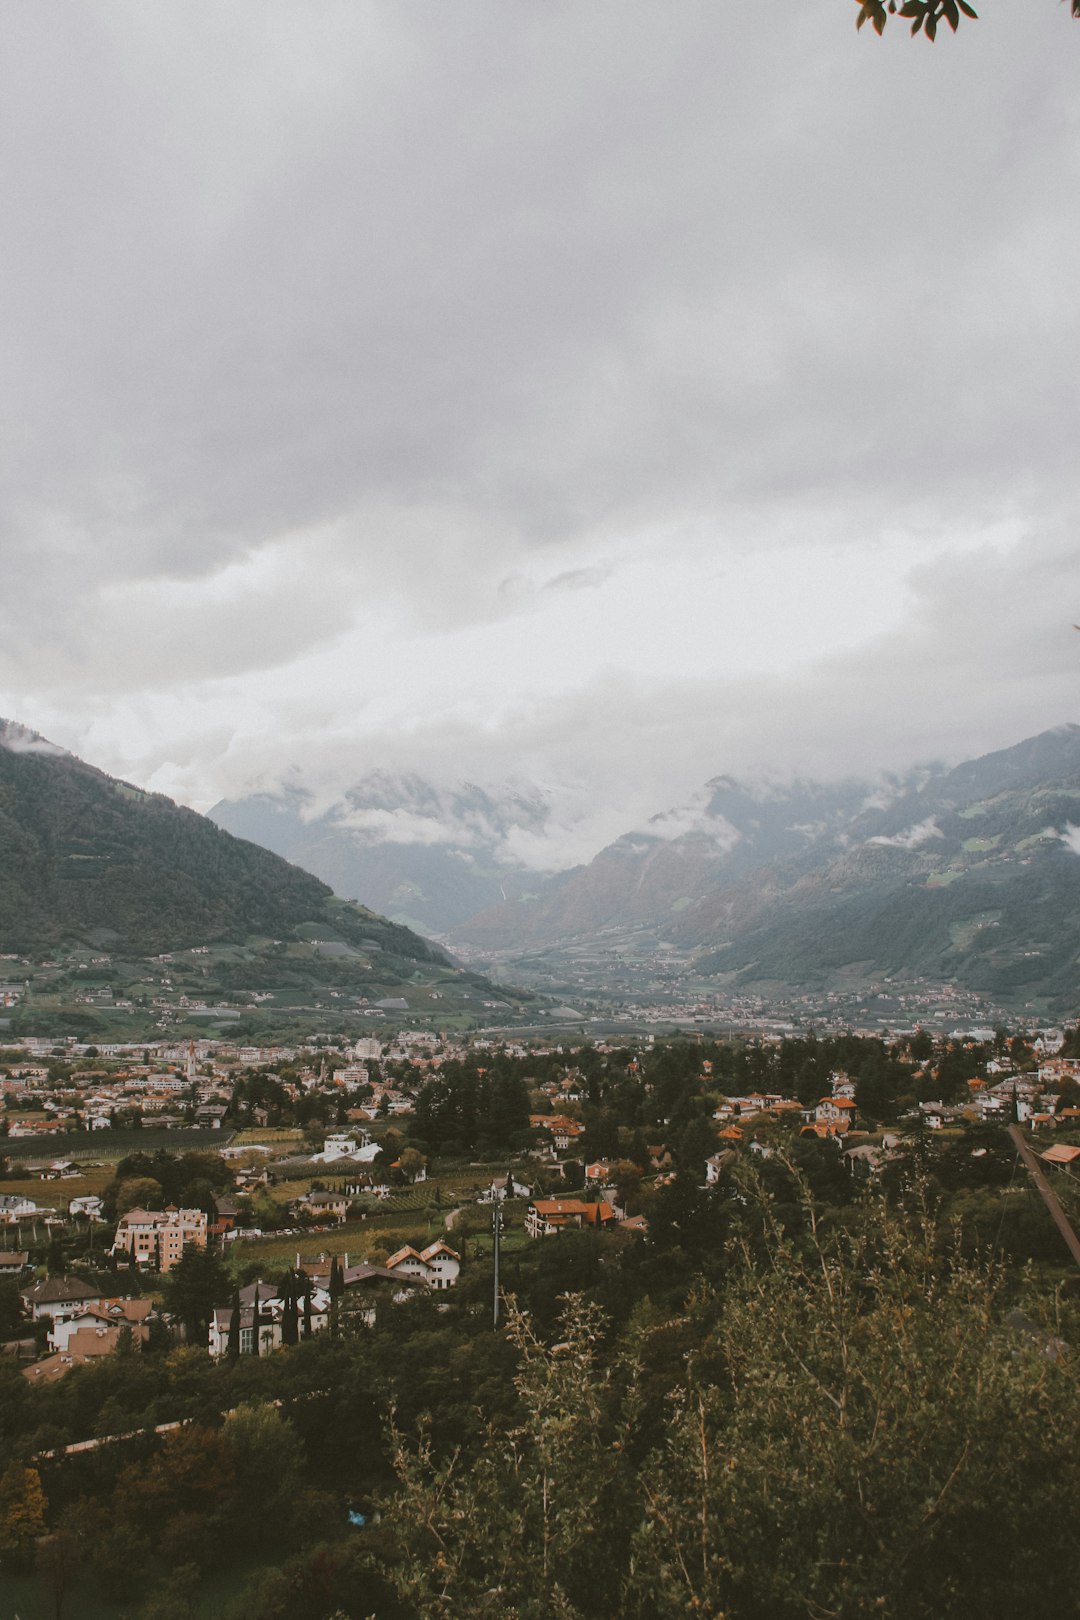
<box><xmin>1</xmin><ymin>1</ymin><xmax>1077</xmax><ymax>867</ymax></box>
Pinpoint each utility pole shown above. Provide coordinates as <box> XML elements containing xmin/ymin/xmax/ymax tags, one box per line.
<box><xmin>492</xmin><ymin>1201</ymin><xmax>503</xmax><ymax>1330</ymax></box>
<box><xmin>1006</xmin><ymin>1123</ymin><xmax>1080</xmax><ymax>1273</ymax></box>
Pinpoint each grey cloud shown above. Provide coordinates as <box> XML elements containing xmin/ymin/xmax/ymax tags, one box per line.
<box><xmin>0</xmin><ymin>1</ymin><xmax>1077</xmax><ymax>842</ymax></box>
<box><xmin>0</xmin><ymin>720</ymin><xmax>68</xmax><ymax>757</ymax></box>
<box><xmin>4</xmin><ymin>5</ymin><xmax>1076</xmax><ymax>604</ymax></box>
<box><xmin>542</xmin><ymin>566</ymin><xmax>614</xmax><ymax>594</ymax></box>
<box><xmin>867</xmin><ymin>817</ymin><xmax>944</xmax><ymax>851</ymax></box>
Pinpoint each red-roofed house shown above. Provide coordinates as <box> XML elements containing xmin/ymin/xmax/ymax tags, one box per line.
<box><xmin>384</xmin><ymin>1241</ymin><xmax>461</xmax><ymax>1290</ymax></box>
<box><xmin>525</xmin><ymin>1199</ymin><xmax>617</xmax><ymax>1238</ymax></box>
<box><xmin>816</xmin><ymin>1098</ymin><xmax>858</xmax><ymax>1126</ymax></box>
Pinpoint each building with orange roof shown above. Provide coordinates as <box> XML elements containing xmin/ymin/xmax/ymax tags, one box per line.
<box><xmin>525</xmin><ymin>1199</ymin><xmax>617</xmax><ymax>1238</ymax></box>
<box><xmin>384</xmin><ymin>1240</ymin><xmax>461</xmax><ymax>1290</ymax></box>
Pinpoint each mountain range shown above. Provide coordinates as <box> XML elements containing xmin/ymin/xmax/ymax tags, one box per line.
<box><xmin>458</xmin><ymin>725</ymin><xmax>1080</xmax><ymax>1010</ymax></box>
<box><xmin>213</xmin><ymin>725</ymin><xmax>1080</xmax><ymax>1013</ymax></box>
<box><xmin>211</xmin><ymin>772</ymin><xmax>551</xmax><ymax>935</ymax></box>
<box><xmin>8</xmin><ymin>715</ymin><xmax>1080</xmax><ymax>1018</ymax></box>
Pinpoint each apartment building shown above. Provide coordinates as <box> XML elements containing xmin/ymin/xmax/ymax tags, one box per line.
<box><xmin>111</xmin><ymin>1205</ymin><xmax>208</xmax><ymax>1271</ymax></box>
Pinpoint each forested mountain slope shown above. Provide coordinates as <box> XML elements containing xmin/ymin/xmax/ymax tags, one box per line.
<box><xmin>0</xmin><ymin>719</ymin><xmax>446</xmax><ymax>964</ymax></box>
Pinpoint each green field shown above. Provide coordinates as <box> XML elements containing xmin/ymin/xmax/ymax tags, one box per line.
<box><xmin>228</xmin><ymin>1216</ymin><xmax>432</xmax><ymax>1272</ymax></box>
<box><xmin>2</xmin><ymin>1126</ymin><xmax>236</xmax><ymax>1161</ymax></box>
<box><xmin>232</xmin><ymin>1126</ymin><xmax>304</xmax><ymax>1147</ymax></box>
<box><xmin>0</xmin><ymin>1166</ymin><xmax>112</xmax><ymax>1205</ymax></box>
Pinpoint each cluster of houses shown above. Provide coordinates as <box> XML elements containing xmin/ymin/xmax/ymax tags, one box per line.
<box><xmin>6</xmin><ymin>1228</ymin><xmax>465</xmax><ymax>1377</ymax></box>
<box><xmin>917</xmin><ymin>1060</ymin><xmax>1080</xmax><ymax>1131</ymax></box>
<box><xmin>202</xmin><ymin>1239</ymin><xmax>462</xmax><ymax>1358</ymax></box>
<box><xmin>0</xmin><ymin>1042</ymin><xmax>236</xmax><ymax>1135</ymax></box>
<box><xmin>17</xmin><ymin>1275</ymin><xmax>159</xmax><ymax>1384</ymax></box>
<box><xmin>0</xmin><ymin>1028</ymin><xmax>528</xmax><ymax>1141</ymax></box>
<box><xmin>6</xmin><ymin>1236</ymin><xmax>467</xmax><ymax>1378</ymax></box>
<box><xmin>5</xmin><ymin>1028</ymin><xmax>1080</xmax><ymax>1383</ymax></box>
<box><xmin>0</xmin><ymin>1035</ymin><xmax>387</xmax><ymax>1139</ymax></box>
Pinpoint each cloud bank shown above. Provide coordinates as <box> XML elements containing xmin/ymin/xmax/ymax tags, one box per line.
<box><xmin>0</xmin><ymin>3</ymin><xmax>1076</xmax><ymax>870</ymax></box>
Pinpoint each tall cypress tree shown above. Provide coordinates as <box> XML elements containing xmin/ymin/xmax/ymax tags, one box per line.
<box><xmin>226</xmin><ymin>1286</ymin><xmax>241</xmax><ymax>1361</ymax></box>
<box><xmin>281</xmin><ymin>1270</ymin><xmax>299</xmax><ymax>1346</ymax></box>
<box><xmin>329</xmin><ymin>1255</ymin><xmax>343</xmax><ymax>1336</ymax></box>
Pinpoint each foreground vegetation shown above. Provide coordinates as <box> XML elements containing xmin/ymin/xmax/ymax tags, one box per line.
<box><xmin>5</xmin><ymin>1025</ymin><xmax>1080</xmax><ymax>1616</ymax></box>
<box><xmin>3</xmin><ymin>1151</ymin><xmax>1080</xmax><ymax>1619</ymax></box>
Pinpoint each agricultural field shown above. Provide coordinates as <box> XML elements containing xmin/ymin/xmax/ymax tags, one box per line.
<box><xmin>231</xmin><ymin>1127</ymin><xmax>304</xmax><ymax>1148</ymax></box>
<box><xmin>2</xmin><ymin>1127</ymin><xmax>236</xmax><ymax>1161</ymax></box>
<box><xmin>0</xmin><ymin>1165</ymin><xmax>112</xmax><ymax>1206</ymax></box>
<box><xmin>226</xmin><ymin>1216</ymin><xmax>426</xmax><ymax>1273</ymax></box>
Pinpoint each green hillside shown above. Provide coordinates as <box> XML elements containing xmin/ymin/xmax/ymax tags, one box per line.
<box><xmin>0</xmin><ymin>723</ymin><xmax>448</xmax><ymax>961</ymax></box>
<box><xmin>683</xmin><ymin>730</ymin><xmax>1080</xmax><ymax>1011</ymax></box>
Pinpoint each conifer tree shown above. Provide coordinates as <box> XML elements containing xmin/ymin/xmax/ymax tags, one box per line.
<box><xmin>226</xmin><ymin>1286</ymin><xmax>241</xmax><ymax>1361</ymax></box>
<box><xmin>281</xmin><ymin>1270</ymin><xmax>299</xmax><ymax>1346</ymax></box>
<box><xmin>328</xmin><ymin>1256</ymin><xmax>343</xmax><ymax>1337</ymax></box>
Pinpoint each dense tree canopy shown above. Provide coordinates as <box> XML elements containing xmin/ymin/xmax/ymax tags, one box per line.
<box><xmin>386</xmin><ymin>1201</ymin><xmax>1080</xmax><ymax>1620</ymax></box>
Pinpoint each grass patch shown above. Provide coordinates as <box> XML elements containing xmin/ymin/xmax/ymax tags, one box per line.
<box><xmin>0</xmin><ymin>1169</ymin><xmax>111</xmax><ymax>1204</ymax></box>
<box><xmin>1</xmin><ymin>1127</ymin><xmax>236</xmax><ymax>1161</ymax></box>
<box><xmin>1016</xmin><ymin>830</ymin><xmax>1057</xmax><ymax>851</ymax></box>
<box><xmin>228</xmin><ymin>1203</ymin><xmax>466</xmax><ymax>1272</ymax></box>
<box><xmin>232</xmin><ymin>1127</ymin><xmax>304</xmax><ymax>1147</ymax></box>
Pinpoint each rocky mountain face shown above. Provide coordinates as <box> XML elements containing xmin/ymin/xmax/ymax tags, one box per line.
<box><xmin>452</xmin><ymin>726</ymin><xmax>1080</xmax><ymax>1009</ymax></box>
<box><xmin>198</xmin><ymin>724</ymin><xmax>1080</xmax><ymax>1011</ymax></box>
<box><xmin>210</xmin><ymin>772</ymin><xmax>550</xmax><ymax>935</ymax></box>
<box><xmin>450</xmin><ymin>773</ymin><xmax>907</xmax><ymax>950</ymax></box>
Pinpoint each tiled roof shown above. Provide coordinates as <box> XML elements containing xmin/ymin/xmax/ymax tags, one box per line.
<box><xmin>20</xmin><ymin>1277</ymin><xmax>99</xmax><ymax>1304</ymax></box>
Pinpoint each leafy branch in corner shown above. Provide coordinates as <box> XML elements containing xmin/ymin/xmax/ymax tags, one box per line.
<box><xmin>856</xmin><ymin>0</ymin><xmax>1079</xmax><ymax>39</ymax></box>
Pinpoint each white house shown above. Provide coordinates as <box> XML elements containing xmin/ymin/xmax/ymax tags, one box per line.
<box><xmin>68</xmin><ymin>1195</ymin><xmax>105</xmax><ymax>1220</ymax></box>
<box><xmin>20</xmin><ymin>1277</ymin><xmax>104</xmax><ymax>1323</ymax></box>
<box><xmin>47</xmin><ymin>1298</ymin><xmax>152</xmax><ymax>1353</ymax></box>
<box><xmin>705</xmin><ymin>1153</ymin><xmax>732</xmax><ymax>1184</ymax></box>
<box><xmin>208</xmin><ymin>1280</ymin><xmax>330</xmax><ymax>1357</ymax></box>
<box><xmin>478</xmin><ymin>1174</ymin><xmax>533</xmax><ymax>1203</ymax></box>
<box><xmin>385</xmin><ymin>1241</ymin><xmax>461</xmax><ymax>1290</ymax></box>
<box><xmin>312</xmin><ymin>1132</ymin><xmax>379</xmax><ymax>1164</ymax></box>
<box><xmin>0</xmin><ymin>1194</ymin><xmax>40</xmax><ymax>1223</ymax></box>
